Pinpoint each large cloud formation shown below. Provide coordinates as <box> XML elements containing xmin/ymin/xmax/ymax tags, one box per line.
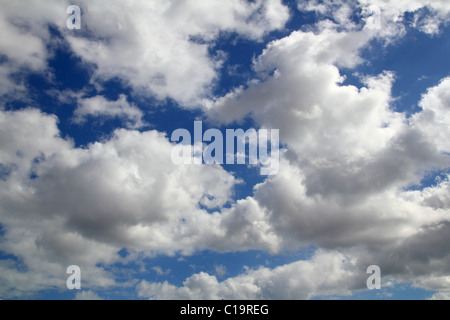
<box><xmin>0</xmin><ymin>0</ymin><xmax>450</xmax><ymax>299</ymax></box>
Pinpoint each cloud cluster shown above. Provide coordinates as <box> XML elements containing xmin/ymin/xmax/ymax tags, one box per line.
<box><xmin>0</xmin><ymin>108</ymin><xmax>280</xmax><ymax>297</ymax></box>
<box><xmin>137</xmin><ymin>250</ymin><xmax>360</xmax><ymax>300</ymax></box>
<box><xmin>65</xmin><ymin>0</ymin><xmax>289</xmax><ymax>105</ymax></box>
<box><xmin>202</xmin><ymin>1</ymin><xmax>450</xmax><ymax>297</ymax></box>
<box><xmin>297</xmin><ymin>0</ymin><xmax>450</xmax><ymax>40</ymax></box>
<box><xmin>0</xmin><ymin>0</ymin><xmax>289</xmax><ymax>106</ymax></box>
<box><xmin>363</xmin><ymin>0</ymin><xmax>450</xmax><ymax>35</ymax></box>
<box><xmin>0</xmin><ymin>0</ymin><xmax>450</xmax><ymax>299</ymax></box>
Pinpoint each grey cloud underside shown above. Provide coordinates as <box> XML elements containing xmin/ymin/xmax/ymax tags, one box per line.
<box><xmin>0</xmin><ymin>0</ymin><xmax>450</xmax><ymax>299</ymax></box>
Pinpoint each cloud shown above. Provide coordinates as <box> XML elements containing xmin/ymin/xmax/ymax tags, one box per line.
<box><xmin>412</xmin><ymin>77</ymin><xmax>450</xmax><ymax>153</ymax></box>
<box><xmin>74</xmin><ymin>94</ymin><xmax>146</xmax><ymax>129</ymax></box>
<box><xmin>204</xmin><ymin>14</ymin><xmax>450</xmax><ymax>296</ymax></box>
<box><xmin>214</xmin><ymin>265</ymin><xmax>227</xmax><ymax>278</ymax></box>
<box><xmin>297</xmin><ymin>0</ymin><xmax>450</xmax><ymax>38</ymax></box>
<box><xmin>358</xmin><ymin>0</ymin><xmax>450</xmax><ymax>35</ymax></box>
<box><xmin>64</xmin><ymin>0</ymin><xmax>289</xmax><ymax>105</ymax></box>
<box><xmin>1</xmin><ymin>0</ymin><xmax>450</xmax><ymax>300</ymax></box>
<box><xmin>153</xmin><ymin>266</ymin><xmax>171</xmax><ymax>276</ymax></box>
<box><xmin>0</xmin><ymin>0</ymin><xmax>289</xmax><ymax>106</ymax></box>
<box><xmin>429</xmin><ymin>291</ymin><xmax>450</xmax><ymax>300</ymax></box>
<box><xmin>74</xmin><ymin>290</ymin><xmax>104</xmax><ymax>300</ymax></box>
<box><xmin>137</xmin><ymin>250</ymin><xmax>360</xmax><ymax>300</ymax></box>
<box><xmin>0</xmin><ymin>108</ymin><xmax>280</xmax><ymax>297</ymax></box>
<box><xmin>0</xmin><ymin>0</ymin><xmax>69</xmax><ymax>99</ymax></box>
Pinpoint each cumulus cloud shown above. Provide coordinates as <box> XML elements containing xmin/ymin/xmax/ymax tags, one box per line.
<box><xmin>359</xmin><ymin>0</ymin><xmax>450</xmax><ymax>35</ymax></box>
<box><xmin>137</xmin><ymin>250</ymin><xmax>360</xmax><ymax>300</ymax></box>
<box><xmin>0</xmin><ymin>0</ymin><xmax>68</xmax><ymax>99</ymax></box>
<box><xmin>203</xmin><ymin>9</ymin><xmax>450</xmax><ymax>297</ymax></box>
<box><xmin>1</xmin><ymin>0</ymin><xmax>450</xmax><ymax>300</ymax></box>
<box><xmin>297</xmin><ymin>0</ymin><xmax>450</xmax><ymax>39</ymax></box>
<box><xmin>0</xmin><ymin>0</ymin><xmax>289</xmax><ymax>106</ymax></box>
<box><xmin>412</xmin><ymin>77</ymin><xmax>450</xmax><ymax>153</ymax></box>
<box><xmin>429</xmin><ymin>291</ymin><xmax>450</xmax><ymax>300</ymax></box>
<box><xmin>64</xmin><ymin>0</ymin><xmax>289</xmax><ymax>105</ymax></box>
<box><xmin>74</xmin><ymin>94</ymin><xmax>145</xmax><ymax>129</ymax></box>
<box><xmin>0</xmin><ymin>108</ymin><xmax>280</xmax><ymax>297</ymax></box>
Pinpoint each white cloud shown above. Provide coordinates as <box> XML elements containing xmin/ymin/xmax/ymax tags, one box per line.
<box><xmin>0</xmin><ymin>0</ymin><xmax>289</xmax><ymax>106</ymax></box>
<box><xmin>1</xmin><ymin>0</ymin><xmax>450</xmax><ymax>300</ymax></box>
<box><xmin>153</xmin><ymin>266</ymin><xmax>171</xmax><ymax>276</ymax></box>
<box><xmin>74</xmin><ymin>290</ymin><xmax>103</xmax><ymax>300</ymax></box>
<box><xmin>359</xmin><ymin>0</ymin><xmax>450</xmax><ymax>35</ymax></box>
<box><xmin>0</xmin><ymin>0</ymin><xmax>69</xmax><ymax>98</ymax></box>
<box><xmin>298</xmin><ymin>0</ymin><xmax>450</xmax><ymax>38</ymax></box>
<box><xmin>429</xmin><ymin>291</ymin><xmax>450</xmax><ymax>300</ymax></box>
<box><xmin>204</xmin><ymin>15</ymin><xmax>450</xmax><ymax>295</ymax></box>
<box><xmin>137</xmin><ymin>250</ymin><xmax>359</xmax><ymax>300</ymax></box>
<box><xmin>359</xmin><ymin>0</ymin><xmax>450</xmax><ymax>14</ymax></box>
<box><xmin>64</xmin><ymin>0</ymin><xmax>289</xmax><ymax>105</ymax></box>
<box><xmin>0</xmin><ymin>108</ymin><xmax>280</xmax><ymax>297</ymax></box>
<box><xmin>412</xmin><ymin>77</ymin><xmax>450</xmax><ymax>153</ymax></box>
<box><xmin>74</xmin><ymin>94</ymin><xmax>145</xmax><ymax>129</ymax></box>
<box><xmin>214</xmin><ymin>265</ymin><xmax>227</xmax><ymax>278</ymax></box>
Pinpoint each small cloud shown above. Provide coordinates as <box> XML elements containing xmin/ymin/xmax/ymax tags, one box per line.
<box><xmin>73</xmin><ymin>94</ymin><xmax>146</xmax><ymax>129</ymax></box>
<box><xmin>152</xmin><ymin>266</ymin><xmax>171</xmax><ymax>276</ymax></box>
<box><xmin>215</xmin><ymin>265</ymin><xmax>227</xmax><ymax>278</ymax></box>
<box><xmin>377</xmin><ymin>290</ymin><xmax>393</xmax><ymax>298</ymax></box>
<box><xmin>74</xmin><ymin>290</ymin><xmax>103</xmax><ymax>300</ymax></box>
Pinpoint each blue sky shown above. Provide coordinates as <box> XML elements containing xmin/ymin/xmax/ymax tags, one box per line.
<box><xmin>1</xmin><ymin>0</ymin><xmax>450</xmax><ymax>300</ymax></box>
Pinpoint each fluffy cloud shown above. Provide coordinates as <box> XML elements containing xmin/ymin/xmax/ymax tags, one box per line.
<box><xmin>358</xmin><ymin>0</ymin><xmax>450</xmax><ymax>35</ymax></box>
<box><xmin>429</xmin><ymin>291</ymin><xmax>450</xmax><ymax>300</ymax></box>
<box><xmin>204</xmin><ymin>12</ymin><xmax>450</xmax><ymax>296</ymax></box>
<box><xmin>359</xmin><ymin>0</ymin><xmax>450</xmax><ymax>14</ymax></box>
<box><xmin>65</xmin><ymin>0</ymin><xmax>289</xmax><ymax>105</ymax></box>
<box><xmin>298</xmin><ymin>0</ymin><xmax>450</xmax><ymax>38</ymax></box>
<box><xmin>0</xmin><ymin>0</ymin><xmax>289</xmax><ymax>106</ymax></box>
<box><xmin>74</xmin><ymin>94</ymin><xmax>145</xmax><ymax>129</ymax></box>
<box><xmin>74</xmin><ymin>290</ymin><xmax>104</xmax><ymax>300</ymax></box>
<box><xmin>137</xmin><ymin>250</ymin><xmax>360</xmax><ymax>300</ymax></box>
<box><xmin>1</xmin><ymin>0</ymin><xmax>450</xmax><ymax>300</ymax></box>
<box><xmin>0</xmin><ymin>108</ymin><xmax>280</xmax><ymax>297</ymax></box>
<box><xmin>412</xmin><ymin>77</ymin><xmax>450</xmax><ymax>153</ymax></box>
<box><xmin>0</xmin><ymin>0</ymin><xmax>69</xmax><ymax>99</ymax></box>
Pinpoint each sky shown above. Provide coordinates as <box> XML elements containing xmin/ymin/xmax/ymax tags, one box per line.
<box><xmin>0</xmin><ymin>0</ymin><xmax>450</xmax><ymax>300</ymax></box>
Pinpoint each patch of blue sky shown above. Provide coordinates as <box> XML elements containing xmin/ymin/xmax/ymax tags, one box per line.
<box><xmin>341</xmin><ymin>25</ymin><xmax>450</xmax><ymax>117</ymax></box>
<box><xmin>91</xmin><ymin>246</ymin><xmax>318</xmax><ymax>299</ymax></box>
<box><xmin>403</xmin><ymin>168</ymin><xmax>450</xmax><ymax>192</ymax></box>
<box><xmin>0</xmin><ymin>164</ymin><xmax>13</xmax><ymax>181</ymax></box>
<box><xmin>210</xmin><ymin>2</ymin><xmax>318</xmax><ymax>98</ymax></box>
<box><xmin>0</xmin><ymin>251</ymin><xmax>28</xmax><ymax>274</ymax></box>
<box><xmin>338</xmin><ymin>283</ymin><xmax>436</xmax><ymax>300</ymax></box>
<box><xmin>30</xmin><ymin>289</ymin><xmax>77</xmax><ymax>301</ymax></box>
